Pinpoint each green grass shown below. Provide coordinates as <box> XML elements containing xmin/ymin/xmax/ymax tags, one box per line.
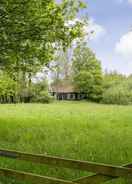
<box><xmin>0</xmin><ymin>101</ymin><xmax>132</xmax><ymax>184</ymax></box>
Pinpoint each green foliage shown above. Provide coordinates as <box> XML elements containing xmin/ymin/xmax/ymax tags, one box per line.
<box><xmin>31</xmin><ymin>81</ymin><xmax>53</xmax><ymax>103</ymax></box>
<box><xmin>102</xmin><ymin>77</ymin><xmax>132</xmax><ymax>105</ymax></box>
<box><xmin>0</xmin><ymin>0</ymin><xmax>85</xmax><ymax>93</ymax></box>
<box><xmin>33</xmin><ymin>91</ymin><xmax>54</xmax><ymax>103</ymax></box>
<box><xmin>103</xmin><ymin>71</ymin><xmax>125</xmax><ymax>90</ymax></box>
<box><xmin>72</xmin><ymin>42</ymin><xmax>103</xmax><ymax>101</ymax></box>
<box><xmin>0</xmin><ymin>0</ymin><xmax>85</xmax><ymax>65</ymax></box>
<box><xmin>61</xmin><ymin>0</ymin><xmax>87</xmax><ymax>20</ymax></box>
<box><xmin>0</xmin><ymin>72</ymin><xmax>53</xmax><ymax>103</ymax></box>
<box><xmin>0</xmin><ymin>73</ymin><xmax>17</xmax><ymax>103</ymax></box>
<box><xmin>32</xmin><ymin>80</ymin><xmax>48</xmax><ymax>95</ymax></box>
<box><xmin>102</xmin><ymin>85</ymin><xmax>131</xmax><ymax>105</ymax></box>
<box><xmin>0</xmin><ymin>0</ymin><xmax>86</xmax><ymax>104</ymax></box>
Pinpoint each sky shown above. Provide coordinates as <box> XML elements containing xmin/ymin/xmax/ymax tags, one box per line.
<box><xmin>80</xmin><ymin>0</ymin><xmax>132</xmax><ymax>75</ymax></box>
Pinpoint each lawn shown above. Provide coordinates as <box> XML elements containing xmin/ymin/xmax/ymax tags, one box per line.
<box><xmin>0</xmin><ymin>101</ymin><xmax>132</xmax><ymax>184</ymax></box>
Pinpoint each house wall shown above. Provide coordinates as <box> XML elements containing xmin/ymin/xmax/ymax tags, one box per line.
<box><xmin>52</xmin><ymin>92</ymin><xmax>87</xmax><ymax>101</ymax></box>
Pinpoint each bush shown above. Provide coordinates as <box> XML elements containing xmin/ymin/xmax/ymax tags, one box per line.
<box><xmin>102</xmin><ymin>79</ymin><xmax>132</xmax><ymax>105</ymax></box>
<box><xmin>0</xmin><ymin>73</ymin><xmax>17</xmax><ymax>103</ymax></box>
<box><xmin>32</xmin><ymin>91</ymin><xmax>54</xmax><ymax>104</ymax></box>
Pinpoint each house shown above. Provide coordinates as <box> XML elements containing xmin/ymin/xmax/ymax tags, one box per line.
<box><xmin>50</xmin><ymin>80</ymin><xmax>87</xmax><ymax>100</ymax></box>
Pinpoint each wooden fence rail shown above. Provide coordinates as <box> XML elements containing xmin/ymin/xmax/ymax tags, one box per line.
<box><xmin>0</xmin><ymin>148</ymin><xmax>131</xmax><ymax>184</ymax></box>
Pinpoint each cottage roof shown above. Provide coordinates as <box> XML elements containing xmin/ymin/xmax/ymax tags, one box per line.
<box><xmin>51</xmin><ymin>80</ymin><xmax>75</xmax><ymax>93</ymax></box>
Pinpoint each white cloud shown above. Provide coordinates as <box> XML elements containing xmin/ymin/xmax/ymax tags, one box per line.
<box><xmin>128</xmin><ymin>0</ymin><xmax>132</xmax><ymax>4</ymax></box>
<box><xmin>67</xmin><ymin>18</ymin><xmax>107</xmax><ymax>46</ymax></box>
<box><xmin>115</xmin><ymin>31</ymin><xmax>132</xmax><ymax>60</ymax></box>
<box><xmin>117</xmin><ymin>0</ymin><xmax>132</xmax><ymax>5</ymax></box>
<box><xmin>87</xmin><ymin>18</ymin><xmax>106</xmax><ymax>41</ymax></box>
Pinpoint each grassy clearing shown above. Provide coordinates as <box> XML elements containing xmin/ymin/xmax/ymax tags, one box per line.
<box><xmin>0</xmin><ymin>101</ymin><xmax>132</xmax><ymax>184</ymax></box>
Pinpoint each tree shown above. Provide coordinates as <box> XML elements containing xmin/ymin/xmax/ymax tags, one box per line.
<box><xmin>31</xmin><ymin>80</ymin><xmax>53</xmax><ymax>103</ymax></box>
<box><xmin>0</xmin><ymin>72</ymin><xmax>17</xmax><ymax>103</ymax></box>
<box><xmin>0</xmin><ymin>0</ymin><xmax>86</xmax><ymax>102</ymax></box>
<box><xmin>0</xmin><ymin>0</ymin><xmax>85</xmax><ymax>79</ymax></box>
<box><xmin>102</xmin><ymin>77</ymin><xmax>132</xmax><ymax>105</ymax></box>
<box><xmin>102</xmin><ymin>71</ymin><xmax>132</xmax><ymax>105</ymax></box>
<box><xmin>50</xmin><ymin>48</ymin><xmax>72</xmax><ymax>86</ymax></box>
<box><xmin>103</xmin><ymin>70</ymin><xmax>125</xmax><ymax>90</ymax></box>
<box><xmin>72</xmin><ymin>42</ymin><xmax>103</xmax><ymax>101</ymax></box>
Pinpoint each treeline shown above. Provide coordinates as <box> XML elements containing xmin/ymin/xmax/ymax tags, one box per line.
<box><xmin>102</xmin><ymin>72</ymin><xmax>132</xmax><ymax>105</ymax></box>
<box><xmin>0</xmin><ymin>73</ymin><xmax>53</xmax><ymax>103</ymax></box>
<box><xmin>75</xmin><ymin>43</ymin><xmax>132</xmax><ymax>105</ymax></box>
<box><xmin>0</xmin><ymin>41</ymin><xmax>131</xmax><ymax>105</ymax></box>
<box><xmin>51</xmin><ymin>41</ymin><xmax>132</xmax><ymax>105</ymax></box>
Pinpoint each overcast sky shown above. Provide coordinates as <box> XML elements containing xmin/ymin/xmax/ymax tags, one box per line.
<box><xmin>80</xmin><ymin>0</ymin><xmax>132</xmax><ymax>75</ymax></box>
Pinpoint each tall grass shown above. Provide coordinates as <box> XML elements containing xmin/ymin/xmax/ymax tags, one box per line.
<box><xmin>0</xmin><ymin>102</ymin><xmax>132</xmax><ymax>184</ymax></box>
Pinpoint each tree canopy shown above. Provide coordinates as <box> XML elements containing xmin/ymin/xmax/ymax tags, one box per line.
<box><xmin>0</xmin><ymin>0</ymin><xmax>85</xmax><ymax>77</ymax></box>
<box><xmin>0</xmin><ymin>0</ymin><xmax>86</xmax><ymax>103</ymax></box>
<box><xmin>72</xmin><ymin>42</ymin><xmax>103</xmax><ymax>101</ymax></box>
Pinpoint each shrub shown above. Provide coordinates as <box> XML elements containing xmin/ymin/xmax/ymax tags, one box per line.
<box><xmin>102</xmin><ymin>79</ymin><xmax>132</xmax><ymax>105</ymax></box>
<box><xmin>32</xmin><ymin>91</ymin><xmax>54</xmax><ymax>104</ymax></box>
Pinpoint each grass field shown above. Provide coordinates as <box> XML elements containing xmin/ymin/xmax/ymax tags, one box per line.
<box><xmin>0</xmin><ymin>101</ymin><xmax>132</xmax><ymax>184</ymax></box>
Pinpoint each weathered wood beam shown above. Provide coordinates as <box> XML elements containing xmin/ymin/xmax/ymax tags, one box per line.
<box><xmin>73</xmin><ymin>164</ymin><xmax>132</xmax><ymax>184</ymax></box>
<box><xmin>0</xmin><ymin>167</ymin><xmax>76</xmax><ymax>184</ymax></box>
<box><xmin>0</xmin><ymin>149</ymin><xmax>132</xmax><ymax>179</ymax></box>
<box><xmin>73</xmin><ymin>174</ymin><xmax>112</xmax><ymax>184</ymax></box>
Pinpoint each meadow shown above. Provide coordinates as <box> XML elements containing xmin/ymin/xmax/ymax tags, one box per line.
<box><xmin>0</xmin><ymin>101</ymin><xmax>132</xmax><ymax>184</ymax></box>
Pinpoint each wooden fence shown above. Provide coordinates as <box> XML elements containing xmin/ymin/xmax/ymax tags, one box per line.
<box><xmin>0</xmin><ymin>148</ymin><xmax>132</xmax><ymax>184</ymax></box>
